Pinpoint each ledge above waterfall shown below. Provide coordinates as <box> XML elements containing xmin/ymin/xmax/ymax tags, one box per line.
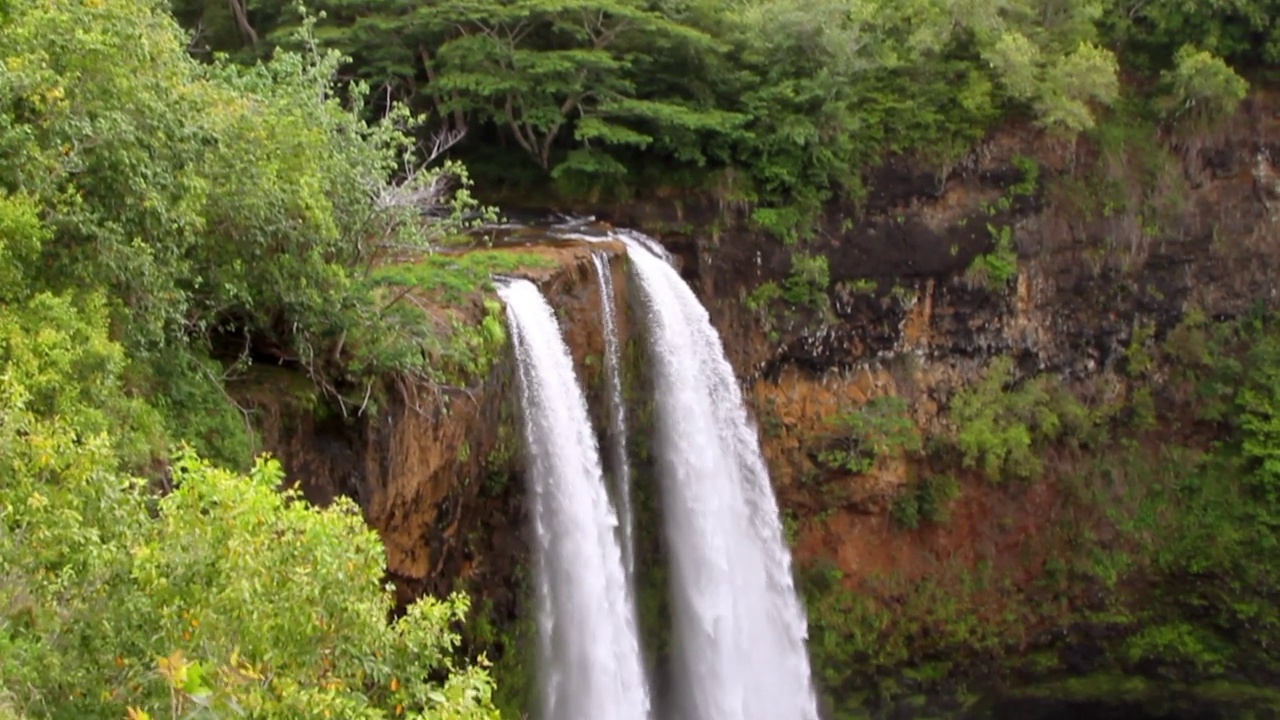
<box><xmin>233</xmin><ymin>225</ymin><xmax>636</xmax><ymax>608</ymax></box>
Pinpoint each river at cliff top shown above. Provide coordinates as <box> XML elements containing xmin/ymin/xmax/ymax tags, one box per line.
<box><xmin>457</xmin><ymin>212</ymin><xmax>658</xmax><ymax>254</ymax></box>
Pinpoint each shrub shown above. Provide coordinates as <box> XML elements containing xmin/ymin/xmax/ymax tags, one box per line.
<box><xmin>818</xmin><ymin>395</ymin><xmax>922</xmax><ymax>474</ymax></box>
<box><xmin>948</xmin><ymin>357</ymin><xmax>1094</xmax><ymax>481</ymax></box>
<box><xmin>0</xmin><ymin>294</ymin><xmax>498</xmax><ymax>719</ymax></box>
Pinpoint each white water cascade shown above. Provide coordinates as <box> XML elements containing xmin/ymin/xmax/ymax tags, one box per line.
<box><xmin>622</xmin><ymin>238</ymin><xmax>821</xmax><ymax>720</ymax></box>
<box><xmin>591</xmin><ymin>251</ymin><xmax>637</xmax><ymax>582</ymax></box>
<box><xmin>497</xmin><ymin>278</ymin><xmax>651</xmax><ymax>720</ymax></box>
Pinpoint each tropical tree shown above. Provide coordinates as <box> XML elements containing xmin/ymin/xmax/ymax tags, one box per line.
<box><xmin>0</xmin><ymin>0</ymin><xmax>483</xmax><ymax>463</ymax></box>
<box><xmin>0</xmin><ymin>281</ymin><xmax>498</xmax><ymax>719</ymax></box>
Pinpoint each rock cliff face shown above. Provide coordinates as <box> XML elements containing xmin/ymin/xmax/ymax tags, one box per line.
<box><xmin>592</xmin><ymin>93</ymin><xmax>1280</xmax><ymax>590</ymax></box>
<box><xmin>244</xmin><ymin>92</ymin><xmax>1280</xmax><ymax>717</ymax></box>
<box><xmin>240</xmin><ymin>240</ymin><xmax>626</xmax><ymax>609</ymax></box>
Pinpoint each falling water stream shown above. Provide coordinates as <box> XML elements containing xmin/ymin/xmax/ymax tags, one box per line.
<box><xmin>622</xmin><ymin>237</ymin><xmax>821</xmax><ymax>720</ymax></box>
<box><xmin>497</xmin><ymin>278</ymin><xmax>650</xmax><ymax>720</ymax></box>
<box><xmin>591</xmin><ymin>251</ymin><xmax>637</xmax><ymax>583</ymax></box>
<box><xmin>496</xmin><ymin>223</ymin><xmax>818</xmax><ymax>720</ymax></box>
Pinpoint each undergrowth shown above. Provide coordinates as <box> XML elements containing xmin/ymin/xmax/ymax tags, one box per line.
<box><xmin>800</xmin><ymin>310</ymin><xmax>1280</xmax><ymax>717</ymax></box>
<box><xmin>369</xmin><ymin>250</ymin><xmax>557</xmax><ymax>303</ymax></box>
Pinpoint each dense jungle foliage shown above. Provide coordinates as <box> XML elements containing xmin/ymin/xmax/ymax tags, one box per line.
<box><xmin>0</xmin><ymin>0</ymin><xmax>1276</xmax><ymax>716</ymax></box>
<box><xmin>173</xmin><ymin>0</ymin><xmax>1266</xmax><ymax>219</ymax></box>
<box><xmin>0</xmin><ymin>0</ymin><xmax>497</xmax><ymax>716</ymax></box>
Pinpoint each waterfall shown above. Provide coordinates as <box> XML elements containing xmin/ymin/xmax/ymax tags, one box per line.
<box><xmin>497</xmin><ymin>278</ymin><xmax>651</xmax><ymax>720</ymax></box>
<box><xmin>622</xmin><ymin>238</ymin><xmax>820</xmax><ymax>720</ymax></box>
<box><xmin>591</xmin><ymin>251</ymin><xmax>636</xmax><ymax>582</ymax></box>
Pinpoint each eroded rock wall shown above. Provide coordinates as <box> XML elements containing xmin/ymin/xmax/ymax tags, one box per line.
<box><xmin>591</xmin><ymin>94</ymin><xmax>1280</xmax><ymax>582</ymax></box>
<box><xmin>242</xmin><ymin>241</ymin><xmax>628</xmax><ymax>609</ymax></box>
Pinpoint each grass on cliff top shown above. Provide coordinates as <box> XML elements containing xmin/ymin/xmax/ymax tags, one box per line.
<box><xmin>341</xmin><ymin>249</ymin><xmax>557</xmax><ymax>390</ymax></box>
<box><xmin>370</xmin><ymin>249</ymin><xmax>557</xmax><ymax>303</ymax></box>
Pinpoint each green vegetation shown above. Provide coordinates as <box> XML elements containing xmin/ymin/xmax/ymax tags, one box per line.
<box><xmin>0</xmin><ymin>0</ymin><xmax>510</xmax><ymax>463</ymax></box>
<box><xmin>349</xmin><ymin>251</ymin><xmax>558</xmax><ymax>387</ymax></box>
<box><xmin>0</xmin><ymin>0</ymin><xmax>518</xmax><ymax>715</ymax></box>
<box><xmin>744</xmin><ymin>281</ymin><xmax>783</xmax><ymax>313</ymax></box>
<box><xmin>946</xmin><ymin>357</ymin><xmax>1096</xmax><ymax>481</ymax></box>
<box><xmin>741</xmin><ymin>249</ymin><xmax>832</xmax><ymax>324</ymax></box>
<box><xmin>0</xmin><ymin>293</ymin><xmax>498</xmax><ymax>718</ymax></box>
<box><xmin>370</xmin><ymin>252</ymin><xmax>556</xmax><ymax>305</ymax></box>
<box><xmin>966</xmin><ymin>155</ymin><xmax>1038</xmax><ymax>288</ymax></box>
<box><xmin>801</xmin><ymin>311</ymin><xmax>1280</xmax><ymax>716</ymax></box>
<box><xmin>2</xmin><ymin>0</ymin><xmax>1276</xmax><ymax>717</ymax></box>
<box><xmin>167</xmin><ymin>0</ymin><xmax>1253</xmax><ymax>220</ymax></box>
<box><xmin>817</xmin><ymin>396</ymin><xmax>922</xmax><ymax>475</ymax></box>
<box><xmin>781</xmin><ymin>253</ymin><xmax>832</xmax><ymax>310</ymax></box>
<box><xmin>463</xmin><ymin>590</ymin><xmax>538</xmax><ymax>719</ymax></box>
<box><xmin>966</xmin><ymin>223</ymin><xmax>1020</xmax><ymax>288</ymax></box>
<box><xmin>891</xmin><ymin>474</ymin><xmax>961</xmax><ymax>530</ymax></box>
<box><xmin>1158</xmin><ymin>45</ymin><xmax>1252</xmax><ymax>132</ymax></box>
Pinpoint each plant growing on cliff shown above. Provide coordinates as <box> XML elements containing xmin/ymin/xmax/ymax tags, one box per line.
<box><xmin>947</xmin><ymin>357</ymin><xmax>1094</xmax><ymax>481</ymax></box>
<box><xmin>1157</xmin><ymin>45</ymin><xmax>1249</xmax><ymax>133</ymax></box>
<box><xmin>342</xmin><ymin>251</ymin><xmax>554</xmax><ymax>398</ymax></box>
<box><xmin>985</xmin><ymin>32</ymin><xmax>1119</xmax><ymax>134</ymax></box>
<box><xmin>1105</xmin><ymin>0</ymin><xmax>1280</xmax><ymax>69</ymax></box>
<box><xmin>750</xmin><ymin>205</ymin><xmax>814</xmax><ymax>246</ymax></box>
<box><xmin>817</xmin><ymin>395</ymin><xmax>922</xmax><ymax>474</ymax></box>
<box><xmin>891</xmin><ymin>473</ymin><xmax>961</xmax><ymax>529</ymax></box>
<box><xmin>1122</xmin><ymin>320</ymin><xmax>1160</xmax><ymax>428</ymax></box>
<box><xmin>782</xmin><ymin>252</ymin><xmax>831</xmax><ymax>310</ymax></box>
<box><xmin>966</xmin><ymin>156</ymin><xmax>1038</xmax><ymax>289</ymax></box>
<box><xmin>1234</xmin><ymin>325</ymin><xmax>1280</xmax><ymax>538</ymax></box>
<box><xmin>744</xmin><ymin>281</ymin><xmax>783</xmax><ymax>313</ymax></box>
<box><xmin>796</xmin><ymin>314</ymin><xmax>1280</xmax><ymax>715</ymax></box>
<box><xmin>966</xmin><ymin>223</ymin><xmax>1019</xmax><ymax>288</ymax></box>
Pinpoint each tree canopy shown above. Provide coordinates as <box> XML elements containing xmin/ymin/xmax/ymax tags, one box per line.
<box><xmin>0</xmin><ymin>0</ymin><xmax>497</xmax><ymax>716</ymax></box>
<box><xmin>165</xmin><ymin>0</ymin><xmax>1259</xmax><ymax>212</ymax></box>
<box><xmin>0</xmin><ymin>0</ymin><xmax>486</xmax><ymax>462</ymax></box>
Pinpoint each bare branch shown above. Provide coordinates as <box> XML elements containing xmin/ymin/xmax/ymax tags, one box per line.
<box><xmin>426</xmin><ymin>126</ymin><xmax>467</xmax><ymax>164</ymax></box>
<box><xmin>186</xmin><ymin>21</ymin><xmax>210</xmax><ymax>55</ymax></box>
<box><xmin>372</xmin><ymin>128</ymin><xmax>467</xmax><ymax>216</ymax></box>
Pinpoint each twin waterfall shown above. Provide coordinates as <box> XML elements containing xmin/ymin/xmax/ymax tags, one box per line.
<box><xmin>499</xmin><ymin>278</ymin><xmax>651</xmax><ymax>720</ymax></box>
<box><xmin>498</xmin><ymin>233</ymin><xmax>819</xmax><ymax>720</ymax></box>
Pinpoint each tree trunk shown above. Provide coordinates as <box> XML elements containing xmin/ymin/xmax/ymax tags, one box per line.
<box><xmin>226</xmin><ymin>0</ymin><xmax>259</xmax><ymax>50</ymax></box>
